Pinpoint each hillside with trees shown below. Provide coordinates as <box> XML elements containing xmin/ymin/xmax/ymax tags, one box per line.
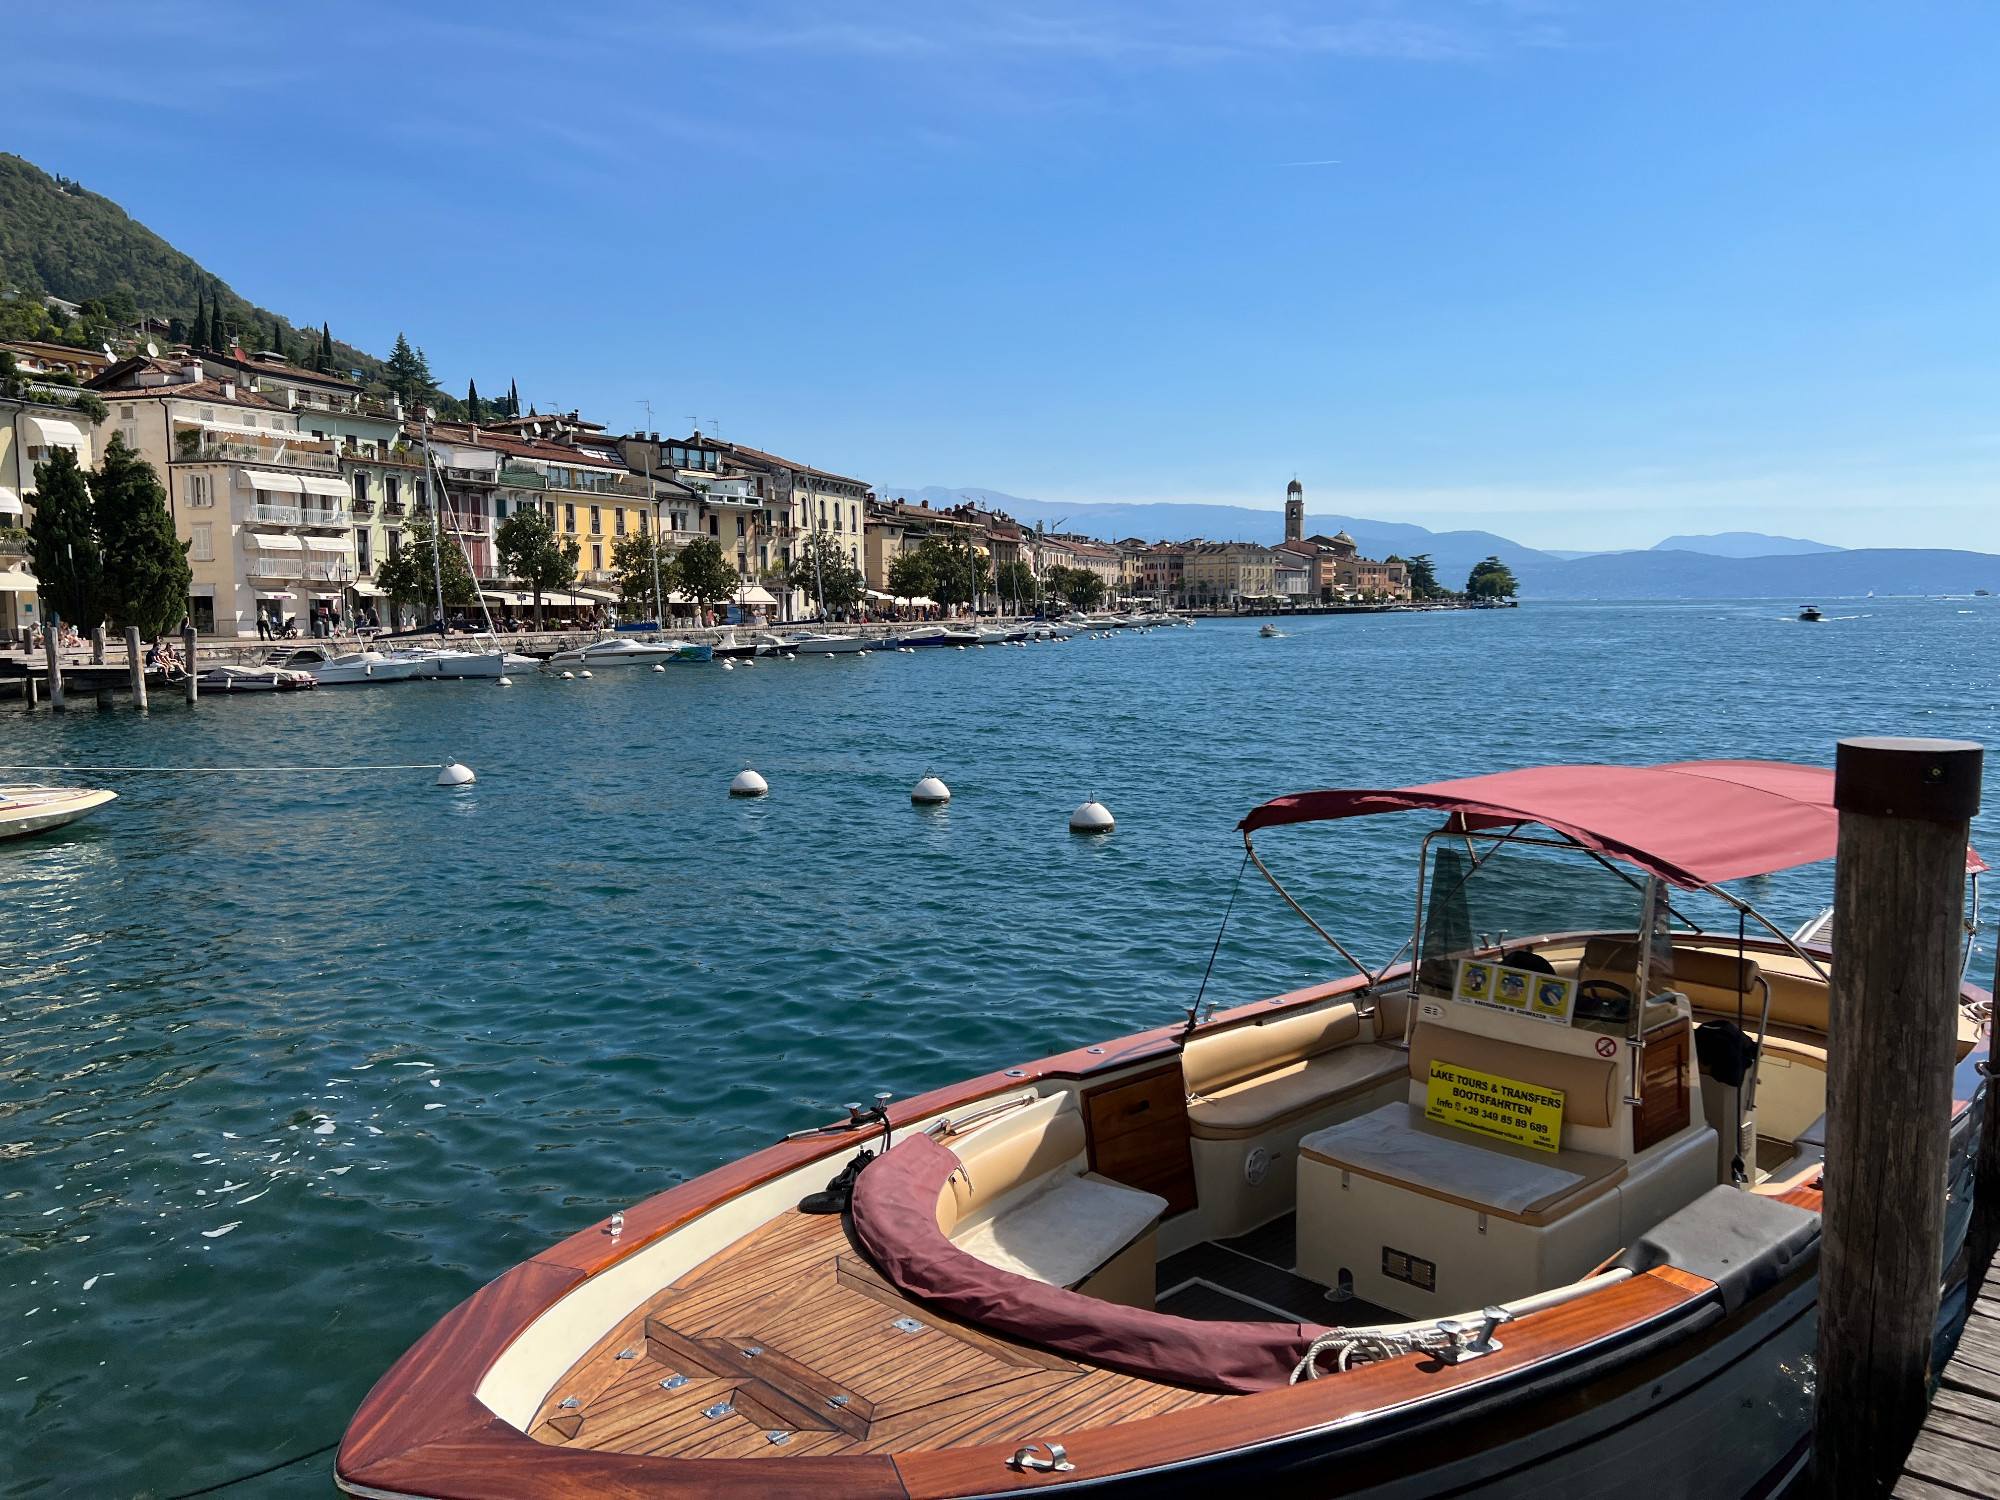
<box><xmin>0</xmin><ymin>153</ymin><xmax>388</xmax><ymax>381</ymax></box>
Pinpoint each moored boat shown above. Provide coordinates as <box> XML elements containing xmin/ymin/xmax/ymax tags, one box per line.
<box><xmin>783</xmin><ymin>631</ymin><xmax>869</xmax><ymax>656</ymax></box>
<box><xmin>0</xmin><ymin>785</ymin><xmax>118</xmax><ymax>840</ymax></box>
<box><xmin>383</xmin><ymin>647</ymin><xmax>509</xmax><ymax>680</ymax></box>
<box><xmin>267</xmin><ymin>645</ymin><xmax>421</xmax><ymax>685</ymax></box>
<box><xmin>547</xmin><ymin>638</ymin><xmax>713</xmax><ymax>667</ymax></box>
<box><xmin>196</xmin><ymin>665</ymin><xmax>318</xmax><ymax>691</ymax></box>
<box><xmin>338</xmin><ymin>758</ymin><xmax>1989</xmax><ymax>1499</ymax></box>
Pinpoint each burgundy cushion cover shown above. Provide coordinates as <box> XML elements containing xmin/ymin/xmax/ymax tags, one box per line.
<box><xmin>848</xmin><ymin>1133</ymin><xmax>1325</xmax><ymax>1393</ymax></box>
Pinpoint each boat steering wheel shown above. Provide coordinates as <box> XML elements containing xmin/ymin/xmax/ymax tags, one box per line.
<box><xmin>1575</xmin><ymin>979</ymin><xmax>1633</xmax><ymax>1023</ymax></box>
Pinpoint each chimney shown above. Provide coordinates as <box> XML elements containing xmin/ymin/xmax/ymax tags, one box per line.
<box><xmin>222</xmin><ymin>380</ymin><xmax>235</xmax><ymax>401</ymax></box>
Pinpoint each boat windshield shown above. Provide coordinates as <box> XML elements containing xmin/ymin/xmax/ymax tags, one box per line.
<box><xmin>1416</xmin><ymin>838</ymin><xmax>1650</xmax><ymax>991</ymax></box>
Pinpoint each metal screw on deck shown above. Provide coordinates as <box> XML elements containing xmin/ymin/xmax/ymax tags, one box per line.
<box><xmin>1814</xmin><ymin>735</ymin><xmax>1983</xmax><ymax>1496</ymax></box>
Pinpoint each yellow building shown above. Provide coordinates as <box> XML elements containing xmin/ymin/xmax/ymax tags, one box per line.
<box><xmin>1181</xmin><ymin>541</ymin><xmax>1275</xmax><ymax>605</ymax></box>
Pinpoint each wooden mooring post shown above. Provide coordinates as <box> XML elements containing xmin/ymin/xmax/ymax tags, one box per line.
<box><xmin>183</xmin><ymin>622</ymin><xmax>198</xmax><ymax>705</ymax></box>
<box><xmin>1816</xmin><ymin>735</ymin><xmax>1983</xmax><ymax>1496</ymax></box>
<box><xmin>125</xmin><ymin>626</ymin><xmax>148</xmax><ymax>710</ymax></box>
<box><xmin>42</xmin><ymin>610</ymin><xmax>65</xmax><ymax>710</ymax></box>
<box><xmin>91</xmin><ymin>625</ymin><xmax>112</xmax><ymax>707</ymax></box>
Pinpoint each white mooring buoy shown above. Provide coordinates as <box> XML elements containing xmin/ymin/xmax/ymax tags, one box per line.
<box><xmin>730</xmin><ymin>768</ymin><xmax>769</xmax><ymax>798</ymax></box>
<box><xmin>437</xmin><ymin>762</ymin><xmax>477</xmax><ymax>787</ymax></box>
<box><xmin>912</xmin><ymin>775</ymin><xmax>951</xmax><ymax>805</ymax></box>
<box><xmin>722</xmin><ymin>661</ymin><xmax>736</xmax><ymax>671</ymax></box>
<box><xmin>1070</xmin><ymin>798</ymin><xmax>1114</xmax><ymax>834</ymax></box>
<box><xmin>496</xmin><ymin>676</ymin><xmax>512</xmax><ymax>687</ymax></box>
<box><xmin>559</xmin><ymin>670</ymin><xmax>574</xmax><ymax>679</ymax></box>
<box><xmin>653</xmin><ymin>664</ymin><xmax>666</xmax><ymax>673</ymax></box>
<box><xmin>579</xmin><ymin>670</ymin><xmax>593</xmax><ymax>678</ymax></box>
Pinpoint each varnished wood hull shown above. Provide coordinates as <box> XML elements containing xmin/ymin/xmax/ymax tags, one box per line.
<box><xmin>336</xmin><ymin>949</ymin><xmax>1986</xmax><ymax>1499</ymax></box>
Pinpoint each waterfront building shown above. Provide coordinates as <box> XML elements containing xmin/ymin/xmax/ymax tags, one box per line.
<box><xmin>1276</xmin><ymin>531</ymin><xmax>1410</xmax><ymax>602</ymax></box>
<box><xmin>1271</xmin><ymin>549</ymin><xmax>1310</xmax><ymax>603</ymax></box>
<box><xmin>1181</xmin><ymin>540</ymin><xmax>1276</xmax><ymax>607</ymax></box>
<box><xmin>87</xmin><ymin>355</ymin><xmax>351</xmax><ymax>637</ymax></box>
<box><xmin>1062</xmin><ymin>536</ymin><xmax>1123</xmax><ymax>599</ymax></box>
<box><xmin>1130</xmin><ymin>541</ymin><xmax>1185</xmax><ymax>605</ymax></box>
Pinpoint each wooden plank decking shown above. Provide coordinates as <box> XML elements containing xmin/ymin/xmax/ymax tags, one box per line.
<box><xmin>1893</xmin><ymin>1263</ymin><xmax>2000</xmax><ymax>1499</ymax></box>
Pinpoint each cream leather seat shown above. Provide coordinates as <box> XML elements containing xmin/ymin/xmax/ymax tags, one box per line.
<box><xmin>1183</xmin><ymin>1001</ymin><xmax>1407</xmax><ymax>1141</ymax></box>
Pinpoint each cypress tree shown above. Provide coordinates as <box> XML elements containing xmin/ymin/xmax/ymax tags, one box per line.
<box><xmin>93</xmin><ymin>434</ymin><xmax>191</xmax><ymax>636</ymax></box>
<box><xmin>270</xmin><ymin>317</ymin><xmax>284</xmax><ymax>358</ymax></box>
<box><xmin>508</xmin><ymin>379</ymin><xmax>520</xmax><ymax>418</ymax></box>
<box><xmin>466</xmin><ymin>378</ymin><xmax>481</xmax><ymax>423</ymax></box>
<box><xmin>320</xmin><ymin>322</ymin><xmax>333</xmax><ymax>373</ymax></box>
<box><xmin>26</xmin><ymin>446</ymin><xmax>103</xmax><ymax>629</ymax></box>
<box><xmin>193</xmin><ymin>291</ymin><xmax>206</xmax><ymax>351</ymax></box>
<box><xmin>209</xmin><ymin>300</ymin><xmax>225</xmax><ymax>354</ymax></box>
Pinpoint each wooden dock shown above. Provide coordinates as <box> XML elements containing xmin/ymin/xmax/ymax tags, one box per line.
<box><xmin>1893</xmin><ymin>1262</ymin><xmax>2000</xmax><ymax>1498</ymax></box>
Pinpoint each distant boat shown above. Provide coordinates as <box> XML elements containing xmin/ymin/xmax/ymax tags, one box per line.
<box><xmin>1978</xmin><ymin>590</ymin><xmax>1991</xmax><ymax>597</ymax></box>
<box><xmin>1798</xmin><ymin>605</ymin><xmax>1823</xmax><ymax>622</ymax></box>
<box><xmin>1259</xmin><ymin>623</ymin><xmax>1282</xmax><ymax>637</ymax></box>
<box><xmin>267</xmin><ymin>645</ymin><xmax>421</xmax><ymax>685</ymax></box>
<box><xmin>547</xmin><ymin>639</ymin><xmax>711</xmax><ymax>667</ymax></box>
<box><xmin>0</xmin><ymin>785</ymin><xmax>117</xmax><ymax>840</ymax></box>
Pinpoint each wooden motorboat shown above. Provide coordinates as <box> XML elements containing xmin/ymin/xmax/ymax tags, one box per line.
<box><xmin>337</xmin><ymin>759</ymin><xmax>1991</xmax><ymax>1499</ymax></box>
<box><xmin>0</xmin><ymin>784</ymin><xmax>117</xmax><ymax>840</ymax></box>
<box><xmin>195</xmin><ymin>665</ymin><xmax>318</xmax><ymax>692</ymax></box>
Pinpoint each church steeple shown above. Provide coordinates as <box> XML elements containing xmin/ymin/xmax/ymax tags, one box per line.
<box><xmin>1285</xmin><ymin>477</ymin><xmax>1304</xmax><ymax>543</ymax></box>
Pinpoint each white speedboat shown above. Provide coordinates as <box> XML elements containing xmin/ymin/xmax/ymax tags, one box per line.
<box><xmin>975</xmin><ymin>626</ymin><xmax>1011</xmax><ymax>644</ymax></box>
<box><xmin>941</xmin><ymin>628</ymin><xmax>981</xmax><ymax>647</ymax></box>
<box><xmin>1259</xmin><ymin>623</ymin><xmax>1282</xmax><ymax>638</ymax></box>
<box><xmin>0</xmin><ymin>785</ymin><xmax>117</xmax><ymax>840</ymax></box>
<box><xmin>546</xmin><ymin>639</ymin><xmax>712</xmax><ymax>667</ymax></box>
<box><xmin>782</xmin><ymin>631</ymin><xmax>867</xmax><ymax>655</ymax></box>
<box><xmin>196</xmin><ymin>665</ymin><xmax>319</xmax><ymax>691</ymax></box>
<box><xmin>268</xmin><ymin>646</ymin><xmax>421</xmax><ymax>685</ymax></box>
<box><xmin>385</xmin><ymin>647</ymin><xmax>508</xmax><ymax>680</ymax></box>
<box><xmin>893</xmin><ymin>626</ymin><xmax>948</xmax><ymax>649</ymax></box>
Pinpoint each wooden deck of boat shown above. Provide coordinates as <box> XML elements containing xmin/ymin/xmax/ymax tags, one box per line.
<box><xmin>1893</xmin><ymin>1259</ymin><xmax>2000</xmax><ymax>1499</ymax></box>
<box><xmin>524</xmin><ymin>1207</ymin><xmax>1233</xmax><ymax>1459</ymax></box>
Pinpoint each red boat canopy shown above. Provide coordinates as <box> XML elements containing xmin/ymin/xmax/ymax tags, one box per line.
<box><xmin>1240</xmin><ymin>759</ymin><xmax>1987</xmax><ymax>890</ymax></box>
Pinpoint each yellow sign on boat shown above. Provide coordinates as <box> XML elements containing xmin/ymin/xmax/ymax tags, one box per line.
<box><xmin>1425</xmin><ymin>1061</ymin><xmax>1565</xmax><ymax>1154</ymax></box>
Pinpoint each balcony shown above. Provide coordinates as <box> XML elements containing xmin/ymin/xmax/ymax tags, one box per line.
<box><xmin>548</xmin><ymin>472</ymin><xmax>651</xmax><ymax>499</ymax></box>
<box><xmin>178</xmin><ymin>436</ymin><xmax>342</xmax><ymax>473</ymax></box>
<box><xmin>497</xmin><ymin>467</ymin><xmax>547</xmax><ymax>491</ymax></box>
<box><xmin>246</xmin><ymin>503</ymin><xmax>351</xmax><ymax>529</ymax></box>
<box><xmin>249</xmin><ymin>556</ymin><xmax>354</xmax><ymax>583</ymax></box>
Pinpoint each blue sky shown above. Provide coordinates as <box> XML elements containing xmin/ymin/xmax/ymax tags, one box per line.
<box><xmin>12</xmin><ymin>3</ymin><xmax>1997</xmax><ymax>550</ymax></box>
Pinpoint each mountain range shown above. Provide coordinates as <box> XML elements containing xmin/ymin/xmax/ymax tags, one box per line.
<box><xmin>884</xmin><ymin>488</ymin><xmax>2000</xmax><ymax>599</ymax></box>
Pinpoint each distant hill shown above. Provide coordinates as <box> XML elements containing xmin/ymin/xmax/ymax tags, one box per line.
<box><xmin>891</xmin><ymin>487</ymin><xmax>2000</xmax><ymax>598</ymax></box>
<box><xmin>1650</xmin><ymin>531</ymin><xmax>1843</xmax><ymax>558</ymax></box>
<box><xmin>0</xmin><ymin>151</ymin><xmax>383</xmax><ymax>378</ymax></box>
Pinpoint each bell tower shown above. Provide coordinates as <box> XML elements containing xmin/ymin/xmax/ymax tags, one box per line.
<box><xmin>1285</xmin><ymin>477</ymin><xmax>1304</xmax><ymax>543</ymax></box>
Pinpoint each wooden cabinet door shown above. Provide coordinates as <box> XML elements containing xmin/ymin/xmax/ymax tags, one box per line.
<box><xmin>1633</xmin><ymin>1020</ymin><xmax>1692</xmax><ymax>1153</ymax></box>
<box><xmin>1081</xmin><ymin>1065</ymin><xmax>1198</xmax><ymax>1217</ymax></box>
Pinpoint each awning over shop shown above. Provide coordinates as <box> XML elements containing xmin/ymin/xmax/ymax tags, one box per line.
<box><xmin>351</xmin><ymin>584</ymin><xmax>387</xmax><ymax>598</ymax></box>
<box><xmin>301</xmin><ymin>535</ymin><xmax>350</xmax><ymax>553</ymax></box>
<box><xmin>20</xmin><ymin>415</ymin><xmax>86</xmax><ymax>449</ymax></box>
<box><xmin>732</xmin><ymin>586</ymin><xmax>778</xmax><ymax>607</ymax></box>
<box><xmin>244</xmin><ymin>532</ymin><xmax>304</xmax><ymax>551</ymax></box>
<box><xmin>0</xmin><ymin>567</ymin><xmax>38</xmax><ymax>593</ymax></box>
<box><xmin>256</xmin><ymin>591</ymin><xmax>296</xmax><ymax>601</ymax></box>
<box><xmin>0</xmin><ymin>487</ymin><xmax>22</xmax><ymax>516</ymax></box>
<box><xmin>249</xmin><ymin>472</ymin><xmax>305</xmax><ymax>493</ymax></box>
<box><xmin>298</xmin><ymin>475</ymin><xmax>350</xmax><ymax>497</ymax></box>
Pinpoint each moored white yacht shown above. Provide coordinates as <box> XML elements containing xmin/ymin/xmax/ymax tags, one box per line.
<box><xmin>546</xmin><ymin>638</ymin><xmax>713</xmax><ymax>667</ymax></box>
<box><xmin>340</xmin><ymin>757</ymin><xmax>1978</xmax><ymax>1498</ymax></box>
<box><xmin>783</xmin><ymin>631</ymin><xmax>869</xmax><ymax>655</ymax></box>
<box><xmin>267</xmin><ymin>645</ymin><xmax>421</xmax><ymax>685</ymax></box>
<box><xmin>0</xmin><ymin>785</ymin><xmax>118</xmax><ymax>840</ymax></box>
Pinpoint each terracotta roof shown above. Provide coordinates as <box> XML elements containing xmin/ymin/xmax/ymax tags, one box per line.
<box><xmin>424</xmin><ymin>424</ymin><xmax>626</xmax><ymax>470</ymax></box>
<box><xmin>221</xmin><ymin>353</ymin><xmax>362</xmax><ymax>391</ymax></box>
<box><xmin>88</xmin><ymin>359</ymin><xmax>286</xmax><ymax>410</ymax></box>
<box><xmin>685</xmin><ymin>435</ymin><xmax>867</xmax><ymax>489</ymax></box>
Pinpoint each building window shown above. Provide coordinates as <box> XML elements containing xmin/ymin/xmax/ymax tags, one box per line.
<box><xmin>352</xmin><ymin>471</ymin><xmax>369</xmax><ymax>502</ymax></box>
<box><xmin>564</xmin><ymin>503</ymin><xmax>576</xmax><ymax>534</ymax></box>
<box><xmin>200</xmin><ymin>407</ymin><xmax>215</xmax><ymax>422</ymax></box>
<box><xmin>190</xmin><ymin>523</ymin><xmax>213</xmax><ymax>561</ymax></box>
<box><xmin>637</xmin><ymin>510</ymin><xmax>649</xmax><ymax>537</ymax></box>
<box><xmin>181</xmin><ymin>474</ymin><xmax>213</xmax><ymax>508</ymax></box>
<box><xmin>416</xmin><ymin>480</ymin><xmax>430</xmax><ymax>510</ymax></box>
<box><xmin>190</xmin><ymin>596</ymin><xmax>215</xmax><ymax>634</ymax></box>
<box><xmin>356</xmin><ymin>529</ymin><xmax>371</xmax><ymax>572</ymax></box>
<box><xmin>736</xmin><ymin>515</ymin><xmax>746</xmax><ymax>539</ymax></box>
<box><xmin>385</xmin><ymin>475</ymin><xmax>400</xmax><ymax>508</ymax></box>
<box><xmin>614</xmin><ymin>507</ymin><xmax>626</xmax><ymax>537</ymax></box>
<box><xmin>387</xmin><ymin>530</ymin><xmax>401</xmax><ymax>560</ymax></box>
<box><xmin>709</xmin><ymin>514</ymin><xmax>719</xmax><ymax>537</ymax></box>
<box><xmin>851</xmin><ymin>505</ymin><xmax>858</xmax><ymax>532</ymax></box>
<box><xmin>591</xmin><ymin>543</ymin><xmax>602</xmax><ymax>571</ymax></box>
<box><xmin>120</xmin><ymin>405</ymin><xmax>135</xmax><ymax>420</ymax></box>
<box><xmin>589</xmin><ymin>506</ymin><xmax>602</xmax><ymax>536</ymax></box>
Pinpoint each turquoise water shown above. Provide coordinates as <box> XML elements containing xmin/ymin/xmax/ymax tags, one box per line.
<box><xmin>4</xmin><ymin>600</ymin><xmax>1998</xmax><ymax>1497</ymax></box>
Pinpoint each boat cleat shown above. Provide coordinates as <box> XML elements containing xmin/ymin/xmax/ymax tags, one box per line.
<box><xmin>1434</xmin><ymin>1307</ymin><xmax>1511</xmax><ymax>1363</ymax></box>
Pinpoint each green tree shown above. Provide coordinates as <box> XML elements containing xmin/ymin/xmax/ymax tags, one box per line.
<box><xmin>27</xmin><ymin>446</ymin><xmax>102</xmax><ymax>630</ymax></box>
<box><xmin>1048</xmin><ymin>565</ymin><xmax>1104</xmax><ymax>610</ymax></box>
<box><xmin>673</xmin><ymin>535</ymin><xmax>740</xmax><ymax>617</ymax></box>
<box><xmin>993</xmin><ymin>558</ymin><xmax>1040</xmax><ymax>612</ymax></box>
<box><xmin>1465</xmin><ymin>556</ymin><xmax>1519</xmax><ymax>600</ymax></box>
<box><xmin>915</xmin><ymin>535</ymin><xmax>989</xmax><ymax>609</ymax></box>
<box><xmin>886</xmin><ymin>548</ymin><xmax>932</xmax><ymax>601</ymax></box>
<box><xmin>466</xmin><ymin>378</ymin><xmax>481</xmax><ymax>424</ymax></box>
<box><xmin>1398</xmin><ymin>552</ymin><xmax>1454</xmax><ymax>600</ymax></box>
<box><xmin>192</xmin><ymin>290</ymin><xmax>206</xmax><ymax>349</ymax></box>
<box><xmin>494</xmin><ymin>505</ymin><xmax>578</xmax><ymax>630</ymax></box>
<box><xmin>208</xmin><ymin>298</ymin><xmax>224</xmax><ymax>353</ymax></box>
<box><xmin>787</xmin><ymin>530</ymin><xmax>865</xmax><ymax>617</ymax></box>
<box><xmin>318</xmin><ymin>322</ymin><xmax>333</xmax><ymax>373</ymax></box>
<box><xmin>91</xmin><ymin>434</ymin><xmax>190</xmax><ymax>635</ymax></box>
<box><xmin>383</xmin><ymin>333</ymin><xmax>435</xmax><ymax>406</ymax></box>
<box><xmin>269</xmin><ymin>317</ymin><xmax>285</xmax><ymax>359</ymax></box>
<box><xmin>507</xmin><ymin>379</ymin><xmax>520</xmax><ymax>418</ymax></box>
<box><xmin>375</xmin><ymin>510</ymin><xmax>476</xmax><ymax>623</ymax></box>
<box><xmin>610</xmin><ymin>527</ymin><xmax>665</xmax><ymax>620</ymax></box>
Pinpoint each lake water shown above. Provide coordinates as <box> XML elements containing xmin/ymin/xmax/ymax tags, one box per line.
<box><xmin>5</xmin><ymin>599</ymin><xmax>1999</xmax><ymax>1497</ymax></box>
